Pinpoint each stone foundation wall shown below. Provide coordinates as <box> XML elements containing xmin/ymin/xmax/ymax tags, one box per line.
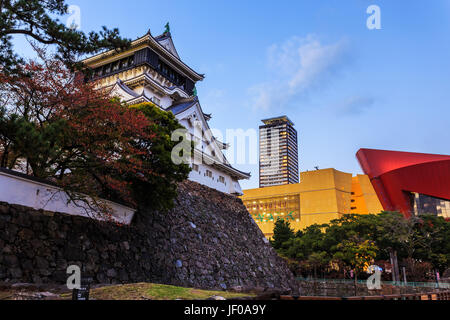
<box><xmin>0</xmin><ymin>180</ymin><xmax>299</xmax><ymax>293</ymax></box>
<box><xmin>298</xmin><ymin>280</ymin><xmax>447</xmax><ymax>297</ymax></box>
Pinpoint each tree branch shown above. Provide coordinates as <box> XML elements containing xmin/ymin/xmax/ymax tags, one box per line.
<box><xmin>1</xmin><ymin>29</ymin><xmax>59</xmax><ymax>45</ymax></box>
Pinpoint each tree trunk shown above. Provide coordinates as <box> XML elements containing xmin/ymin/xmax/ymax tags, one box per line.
<box><xmin>435</xmin><ymin>269</ymin><xmax>440</xmax><ymax>288</ymax></box>
<box><xmin>389</xmin><ymin>250</ymin><xmax>400</xmax><ymax>283</ymax></box>
<box><xmin>393</xmin><ymin>250</ymin><xmax>400</xmax><ymax>284</ymax></box>
<box><xmin>402</xmin><ymin>266</ymin><xmax>407</xmax><ymax>285</ymax></box>
<box><xmin>389</xmin><ymin>253</ymin><xmax>396</xmax><ymax>282</ymax></box>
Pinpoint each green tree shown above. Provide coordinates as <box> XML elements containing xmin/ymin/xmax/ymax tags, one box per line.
<box><xmin>412</xmin><ymin>214</ymin><xmax>450</xmax><ymax>274</ymax></box>
<box><xmin>323</xmin><ymin>214</ymin><xmax>378</xmax><ymax>250</ymax></box>
<box><xmin>373</xmin><ymin>211</ymin><xmax>414</xmax><ymax>282</ymax></box>
<box><xmin>333</xmin><ymin>237</ymin><xmax>378</xmax><ymax>287</ymax></box>
<box><xmin>271</xmin><ymin>218</ymin><xmax>295</xmax><ymax>251</ymax></box>
<box><xmin>286</xmin><ymin>224</ymin><xmax>326</xmax><ymax>258</ymax></box>
<box><xmin>307</xmin><ymin>251</ymin><xmax>329</xmax><ymax>279</ymax></box>
<box><xmin>0</xmin><ymin>0</ymin><xmax>130</xmax><ymax>72</ymax></box>
<box><xmin>129</xmin><ymin>102</ymin><xmax>192</xmax><ymax>212</ymax></box>
<box><xmin>282</xmin><ymin>224</ymin><xmax>330</xmax><ymax>277</ymax></box>
<box><xmin>324</xmin><ymin>212</ymin><xmax>413</xmax><ymax>282</ymax></box>
<box><xmin>278</xmin><ymin>210</ymin><xmax>449</xmax><ymax>281</ymax></box>
<box><xmin>0</xmin><ymin>57</ymin><xmax>190</xmax><ymax>218</ymax></box>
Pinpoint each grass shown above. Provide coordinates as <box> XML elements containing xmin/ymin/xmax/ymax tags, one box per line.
<box><xmin>0</xmin><ymin>291</ymin><xmax>14</xmax><ymax>300</ymax></box>
<box><xmin>61</xmin><ymin>283</ymin><xmax>255</xmax><ymax>300</ymax></box>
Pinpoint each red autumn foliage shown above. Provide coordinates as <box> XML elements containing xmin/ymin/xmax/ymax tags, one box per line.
<box><xmin>0</xmin><ymin>53</ymin><xmax>159</xmax><ymax>214</ymax></box>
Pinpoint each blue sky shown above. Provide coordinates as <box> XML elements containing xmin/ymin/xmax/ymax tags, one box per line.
<box><xmin>13</xmin><ymin>0</ymin><xmax>450</xmax><ymax>189</ymax></box>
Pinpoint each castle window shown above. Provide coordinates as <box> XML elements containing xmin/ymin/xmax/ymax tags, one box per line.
<box><xmin>112</xmin><ymin>61</ymin><xmax>120</xmax><ymax>72</ymax></box>
<box><xmin>95</xmin><ymin>67</ymin><xmax>103</xmax><ymax>77</ymax></box>
<box><xmin>192</xmin><ymin>164</ymin><xmax>199</xmax><ymax>172</ymax></box>
<box><xmin>155</xmin><ymin>59</ymin><xmax>184</xmax><ymax>86</ymax></box>
<box><xmin>206</xmin><ymin>170</ymin><xmax>212</xmax><ymax>178</ymax></box>
<box><xmin>89</xmin><ymin>53</ymin><xmax>137</xmax><ymax>81</ymax></box>
<box><xmin>152</xmin><ymin>96</ymin><xmax>161</xmax><ymax>105</ymax></box>
<box><xmin>103</xmin><ymin>64</ymin><xmax>111</xmax><ymax>74</ymax></box>
<box><xmin>219</xmin><ymin>176</ymin><xmax>225</xmax><ymax>184</ymax></box>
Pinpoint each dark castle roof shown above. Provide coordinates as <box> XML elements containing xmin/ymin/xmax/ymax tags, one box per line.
<box><xmin>167</xmin><ymin>97</ymin><xmax>198</xmax><ymax>115</ymax></box>
<box><xmin>154</xmin><ymin>32</ymin><xmax>171</xmax><ymax>41</ymax></box>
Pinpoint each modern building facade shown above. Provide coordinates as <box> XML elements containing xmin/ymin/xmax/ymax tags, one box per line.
<box><xmin>351</xmin><ymin>175</ymin><xmax>385</xmax><ymax>216</ymax></box>
<box><xmin>81</xmin><ymin>26</ymin><xmax>250</xmax><ymax>195</ymax></box>
<box><xmin>259</xmin><ymin>116</ymin><xmax>299</xmax><ymax>188</ymax></box>
<box><xmin>241</xmin><ymin>168</ymin><xmax>383</xmax><ymax>238</ymax></box>
<box><xmin>357</xmin><ymin>148</ymin><xmax>450</xmax><ymax>219</ymax></box>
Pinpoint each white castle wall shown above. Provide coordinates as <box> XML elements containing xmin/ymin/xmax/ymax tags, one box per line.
<box><xmin>189</xmin><ymin>164</ymin><xmax>233</xmax><ymax>194</ymax></box>
<box><xmin>0</xmin><ymin>170</ymin><xmax>135</xmax><ymax>224</ymax></box>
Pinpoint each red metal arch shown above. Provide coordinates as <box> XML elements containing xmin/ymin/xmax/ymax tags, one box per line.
<box><xmin>356</xmin><ymin>148</ymin><xmax>450</xmax><ymax>218</ymax></box>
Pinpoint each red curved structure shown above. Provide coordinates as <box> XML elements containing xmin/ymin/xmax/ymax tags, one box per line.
<box><xmin>356</xmin><ymin>148</ymin><xmax>450</xmax><ymax>218</ymax></box>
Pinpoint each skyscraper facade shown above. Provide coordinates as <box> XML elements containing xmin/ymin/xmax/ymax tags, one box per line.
<box><xmin>259</xmin><ymin>116</ymin><xmax>299</xmax><ymax>188</ymax></box>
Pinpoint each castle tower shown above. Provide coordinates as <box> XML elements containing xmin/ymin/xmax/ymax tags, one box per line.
<box><xmin>81</xmin><ymin>26</ymin><xmax>250</xmax><ymax>195</ymax></box>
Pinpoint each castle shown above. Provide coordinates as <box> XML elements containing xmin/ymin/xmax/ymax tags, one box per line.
<box><xmin>81</xmin><ymin>26</ymin><xmax>250</xmax><ymax>195</ymax></box>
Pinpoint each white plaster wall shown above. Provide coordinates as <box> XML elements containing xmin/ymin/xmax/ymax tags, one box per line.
<box><xmin>141</xmin><ymin>86</ymin><xmax>173</xmax><ymax>109</ymax></box>
<box><xmin>133</xmin><ymin>85</ymin><xmax>145</xmax><ymax>95</ymax></box>
<box><xmin>188</xmin><ymin>163</ymin><xmax>242</xmax><ymax>195</ymax></box>
<box><xmin>159</xmin><ymin>95</ymin><xmax>173</xmax><ymax>109</ymax></box>
<box><xmin>0</xmin><ymin>172</ymin><xmax>135</xmax><ymax>224</ymax></box>
<box><xmin>176</xmin><ymin>109</ymin><xmax>244</xmax><ymax>195</ymax></box>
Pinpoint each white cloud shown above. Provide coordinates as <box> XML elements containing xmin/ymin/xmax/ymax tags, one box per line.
<box><xmin>204</xmin><ymin>88</ymin><xmax>225</xmax><ymax>100</ymax></box>
<box><xmin>248</xmin><ymin>34</ymin><xmax>350</xmax><ymax>111</ymax></box>
<box><xmin>337</xmin><ymin>96</ymin><xmax>376</xmax><ymax>115</ymax></box>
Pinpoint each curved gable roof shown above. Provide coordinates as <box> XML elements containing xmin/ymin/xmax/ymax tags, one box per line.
<box><xmin>81</xmin><ymin>30</ymin><xmax>204</xmax><ymax>82</ymax></box>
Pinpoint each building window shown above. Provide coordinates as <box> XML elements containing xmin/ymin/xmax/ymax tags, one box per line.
<box><xmin>112</xmin><ymin>61</ymin><xmax>120</xmax><ymax>72</ymax></box>
<box><xmin>157</xmin><ymin>59</ymin><xmax>184</xmax><ymax>86</ymax></box>
<box><xmin>91</xmin><ymin>54</ymin><xmax>136</xmax><ymax>80</ymax></box>
<box><xmin>152</xmin><ymin>96</ymin><xmax>161</xmax><ymax>105</ymax></box>
<box><xmin>219</xmin><ymin>176</ymin><xmax>225</xmax><ymax>184</ymax></box>
<box><xmin>103</xmin><ymin>64</ymin><xmax>111</xmax><ymax>74</ymax></box>
<box><xmin>95</xmin><ymin>67</ymin><xmax>103</xmax><ymax>77</ymax></box>
<box><xmin>192</xmin><ymin>164</ymin><xmax>199</xmax><ymax>172</ymax></box>
<box><xmin>205</xmin><ymin>170</ymin><xmax>212</xmax><ymax>178</ymax></box>
<box><xmin>121</xmin><ymin>58</ymin><xmax>128</xmax><ymax>69</ymax></box>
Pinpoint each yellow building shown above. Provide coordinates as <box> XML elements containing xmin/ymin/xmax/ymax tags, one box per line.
<box><xmin>241</xmin><ymin>168</ymin><xmax>383</xmax><ymax>238</ymax></box>
<box><xmin>351</xmin><ymin>175</ymin><xmax>384</xmax><ymax>216</ymax></box>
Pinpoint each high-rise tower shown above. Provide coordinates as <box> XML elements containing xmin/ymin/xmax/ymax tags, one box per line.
<box><xmin>259</xmin><ymin>116</ymin><xmax>299</xmax><ymax>187</ymax></box>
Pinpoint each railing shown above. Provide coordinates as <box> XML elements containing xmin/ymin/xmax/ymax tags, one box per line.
<box><xmin>280</xmin><ymin>291</ymin><xmax>450</xmax><ymax>300</ymax></box>
<box><xmin>296</xmin><ymin>277</ymin><xmax>450</xmax><ymax>289</ymax></box>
